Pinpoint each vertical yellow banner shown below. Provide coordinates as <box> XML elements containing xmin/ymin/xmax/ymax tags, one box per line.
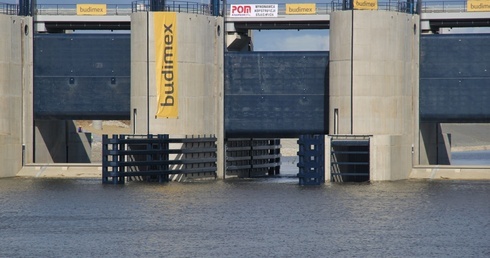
<box><xmin>154</xmin><ymin>12</ymin><xmax>178</xmax><ymax>118</ymax></box>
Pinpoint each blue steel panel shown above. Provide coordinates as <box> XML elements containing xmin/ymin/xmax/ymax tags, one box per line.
<box><xmin>34</xmin><ymin>34</ymin><xmax>130</xmax><ymax>119</ymax></box>
<box><xmin>225</xmin><ymin>52</ymin><xmax>328</xmax><ymax>137</ymax></box>
<box><xmin>420</xmin><ymin>34</ymin><xmax>490</xmax><ymax>122</ymax></box>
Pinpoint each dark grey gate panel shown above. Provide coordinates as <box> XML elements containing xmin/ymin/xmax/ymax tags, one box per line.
<box><xmin>420</xmin><ymin>34</ymin><xmax>490</xmax><ymax>122</ymax></box>
<box><xmin>225</xmin><ymin>51</ymin><xmax>328</xmax><ymax>137</ymax></box>
<box><xmin>34</xmin><ymin>34</ymin><xmax>130</xmax><ymax>120</ymax></box>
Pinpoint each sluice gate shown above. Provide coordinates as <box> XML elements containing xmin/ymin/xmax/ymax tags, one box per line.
<box><xmin>102</xmin><ymin>134</ymin><xmax>217</xmax><ymax>184</ymax></box>
<box><xmin>330</xmin><ymin>136</ymin><xmax>370</xmax><ymax>182</ymax></box>
<box><xmin>224</xmin><ymin>51</ymin><xmax>328</xmax><ymax>138</ymax></box>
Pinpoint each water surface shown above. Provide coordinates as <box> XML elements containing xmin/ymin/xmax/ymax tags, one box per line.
<box><xmin>0</xmin><ymin>177</ymin><xmax>488</xmax><ymax>257</ymax></box>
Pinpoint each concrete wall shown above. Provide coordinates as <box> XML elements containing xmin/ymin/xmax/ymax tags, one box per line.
<box><xmin>0</xmin><ymin>15</ymin><xmax>32</xmax><ymax>177</ymax></box>
<box><xmin>411</xmin><ymin>166</ymin><xmax>490</xmax><ymax>180</ymax></box>
<box><xmin>329</xmin><ymin>11</ymin><xmax>419</xmax><ymax>180</ymax></box>
<box><xmin>131</xmin><ymin>12</ymin><xmax>225</xmax><ymax>177</ymax></box>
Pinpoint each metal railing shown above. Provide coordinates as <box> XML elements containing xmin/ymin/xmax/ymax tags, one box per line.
<box><xmin>0</xmin><ymin>1</ymin><xmax>211</xmax><ymax>16</ymax></box>
<box><xmin>131</xmin><ymin>0</ymin><xmax>212</xmax><ymax>15</ymax></box>
<box><xmin>0</xmin><ymin>3</ymin><xmax>18</xmax><ymax>15</ymax></box>
<box><xmin>225</xmin><ymin>1</ymin><xmax>418</xmax><ymax>15</ymax></box>
<box><xmin>0</xmin><ymin>1</ymin><xmax>481</xmax><ymax>16</ymax></box>
<box><xmin>225</xmin><ymin>1</ymin><xmax>470</xmax><ymax>15</ymax></box>
<box><xmin>35</xmin><ymin>4</ymin><xmax>132</xmax><ymax>15</ymax></box>
<box><xmin>420</xmin><ymin>1</ymin><xmax>467</xmax><ymax>12</ymax></box>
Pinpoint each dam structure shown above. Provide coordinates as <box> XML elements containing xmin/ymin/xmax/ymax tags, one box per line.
<box><xmin>1</xmin><ymin>0</ymin><xmax>490</xmax><ymax>182</ymax></box>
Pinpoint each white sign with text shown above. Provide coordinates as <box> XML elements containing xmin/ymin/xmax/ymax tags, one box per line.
<box><xmin>230</xmin><ymin>4</ymin><xmax>278</xmax><ymax>17</ymax></box>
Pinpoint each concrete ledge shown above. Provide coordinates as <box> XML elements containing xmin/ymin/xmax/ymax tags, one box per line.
<box><xmin>17</xmin><ymin>164</ymin><xmax>101</xmax><ymax>178</ymax></box>
<box><xmin>411</xmin><ymin>166</ymin><xmax>490</xmax><ymax>180</ymax></box>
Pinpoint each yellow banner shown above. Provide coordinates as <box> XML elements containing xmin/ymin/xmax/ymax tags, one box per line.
<box><xmin>285</xmin><ymin>3</ymin><xmax>316</xmax><ymax>14</ymax></box>
<box><xmin>353</xmin><ymin>0</ymin><xmax>378</xmax><ymax>10</ymax></box>
<box><xmin>467</xmin><ymin>0</ymin><xmax>490</xmax><ymax>11</ymax></box>
<box><xmin>76</xmin><ymin>4</ymin><xmax>107</xmax><ymax>15</ymax></box>
<box><xmin>154</xmin><ymin>12</ymin><xmax>178</xmax><ymax>118</ymax></box>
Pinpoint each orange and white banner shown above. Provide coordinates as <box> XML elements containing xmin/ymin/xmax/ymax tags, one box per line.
<box><xmin>154</xmin><ymin>12</ymin><xmax>178</xmax><ymax>118</ymax></box>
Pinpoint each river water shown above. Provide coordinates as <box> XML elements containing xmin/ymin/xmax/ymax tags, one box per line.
<box><xmin>0</xmin><ymin>169</ymin><xmax>489</xmax><ymax>257</ymax></box>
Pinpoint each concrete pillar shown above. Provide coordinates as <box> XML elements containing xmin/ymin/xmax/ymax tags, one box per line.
<box><xmin>131</xmin><ymin>12</ymin><xmax>225</xmax><ymax>178</ymax></box>
<box><xmin>329</xmin><ymin>11</ymin><xmax>420</xmax><ymax>180</ymax></box>
<box><xmin>225</xmin><ymin>23</ymin><xmax>252</xmax><ymax>51</ymax></box>
<box><xmin>324</xmin><ymin>135</ymin><xmax>332</xmax><ymax>182</ymax></box>
<box><xmin>0</xmin><ymin>15</ymin><xmax>32</xmax><ymax>177</ymax></box>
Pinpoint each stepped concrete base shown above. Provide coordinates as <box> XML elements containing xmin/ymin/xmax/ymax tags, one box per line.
<box><xmin>411</xmin><ymin>166</ymin><xmax>490</xmax><ymax>180</ymax></box>
<box><xmin>15</xmin><ymin>164</ymin><xmax>490</xmax><ymax>180</ymax></box>
<box><xmin>17</xmin><ymin>164</ymin><xmax>101</xmax><ymax>178</ymax></box>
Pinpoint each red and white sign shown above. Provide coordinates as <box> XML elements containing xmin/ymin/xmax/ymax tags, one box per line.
<box><xmin>230</xmin><ymin>4</ymin><xmax>278</xmax><ymax>17</ymax></box>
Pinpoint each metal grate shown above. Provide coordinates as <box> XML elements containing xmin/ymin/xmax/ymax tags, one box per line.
<box><xmin>330</xmin><ymin>136</ymin><xmax>370</xmax><ymax>182</ymax></box>
<box><xmin>225</xmin><ymin>138</ymin><xmax>281</xmax><ymax>177</ymax></box>
<box><xmin>102</xmin><ymin>134</ymin><xmax>217</xmax><ymax>184</ymax></box>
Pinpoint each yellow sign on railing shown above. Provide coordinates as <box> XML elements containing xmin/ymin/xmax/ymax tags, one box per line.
<box><xmin>154</xmin><ymin>12</ymin><xmax>179</xmax><ymax>118</ymax></box>
<box><xmin>353</xmin><ymin>0</ymin><xmax>378</xmax><ymax>10</ymax></box>
<box><xmin>467</xmin><ymin>0</ymin><xmax>490</xmax><ymax>11</ymax></box>
<box><xmin>76</xmin><ymin>4</ymin><xmax>107</xmax><ymax>15</ymax></box>
<box><xmin>285</xmin><ymin>3</ymin><xmax>316</xmax><ymax>14</ymax></box>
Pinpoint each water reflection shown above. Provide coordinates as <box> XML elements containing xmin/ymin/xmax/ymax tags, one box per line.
<box><xmin>0</xmin><ymin>178</ymin><xmax>488</xmax><ymax>257</ymax></box>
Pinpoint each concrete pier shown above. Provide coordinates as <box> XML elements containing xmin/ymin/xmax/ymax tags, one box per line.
<box><xmin>131</xmin><ymin>12</ymin><xmax>225</xmax><ymax>178</ymax></box>
<box><xmin>0</xmin><ymin>14</ymin><xmax>32</xmax><ymax>177</ymax></box>
<box><xmin>329</xmin><ymin>10</ymin><xmax>420</xmax><ymax>180</ymax></box>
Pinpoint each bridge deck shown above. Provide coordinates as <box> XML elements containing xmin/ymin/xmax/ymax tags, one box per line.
<box><xmin>2</xmin><ymin>1</ymin><xmax>486</xmax><ymax>32</ymax></box>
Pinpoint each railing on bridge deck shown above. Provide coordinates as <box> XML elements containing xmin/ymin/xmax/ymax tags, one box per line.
<box><xmin>420</xmin><ymin>1</ymin><xmax>468</xmax><ymax>13</ymax></box>
<box><xmin>35</xmin><ymin>4</ymin><xmax>133</xmax><ymax>16</ymax></box>
<box><xmin>131</xmin><ymin>0</ymin><xmax>212</xmax><ymax>15</ymax></box>
<box><xmin>0</xmin><ymin>2</ymin><xmax>18</xmax><ymax>15</ymax></box>
<box><xmin>0</xmin><ymin>1</ymin><xmax>478</xmax><ymax>16</ymax></box>
<box><xmin>0</xmin><ymin>1</ymin><xmax>212</xmax><ymax>16</ymax></box>
<box><xmin>102</xmin><ymin>134</ymin><xmax>217</xmax><ymax>184</ymax></box>
<box><xmin>224</xmin><ymin>1</ymin><xmax>475</xmax><ymax>16</ymax></box>
<box><xmin>225</xmin><ymin>1</ymin><xmax>419</xmax><ymax>15</ymax></box>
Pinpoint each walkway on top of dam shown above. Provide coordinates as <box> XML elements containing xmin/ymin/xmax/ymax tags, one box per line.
<box><xmin>1</xmin><ymin>1</ymin><xmax>489</xmax><ymax>33</ymax></box>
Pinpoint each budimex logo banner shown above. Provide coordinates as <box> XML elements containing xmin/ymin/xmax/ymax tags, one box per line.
<box><xmin>154</xmin><ymin>12</ymin><xmax>178</xmax><ymax>118</ymax></box>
